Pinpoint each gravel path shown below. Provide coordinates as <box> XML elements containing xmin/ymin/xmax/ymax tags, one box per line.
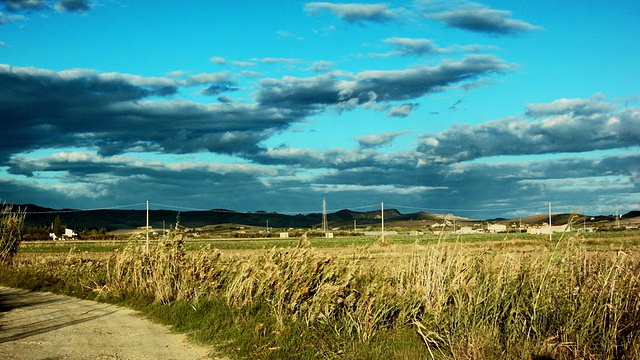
<box><xmin>0</xmin><ymin>286</ymin><xmax>214</xmax><ymax>359</ymax></box>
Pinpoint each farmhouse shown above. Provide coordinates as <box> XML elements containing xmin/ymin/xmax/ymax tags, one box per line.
<box><xmin>454</xmin><ymin>226</ymin><xmax>481</xmax><ymax>234</ymax></box>
<box><xmin>526</xmin><ymin>224</ymin><xmax>570</xmax><ymax>235</ymax></box>
<box><xmin>487</xmin><ymin>224</ymin><xmax>507</xmax><ymax>233</ymax></box>
<box><xmin>50</xmin><ymin>228</ymin><xmax>77</xmax><ymax>240</ymax></box>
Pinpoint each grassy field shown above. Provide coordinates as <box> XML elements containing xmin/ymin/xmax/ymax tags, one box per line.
<box><xmin>2</xmin><ymin>231</ymin><xmax>640</xmax><ymax>359</ymax></box>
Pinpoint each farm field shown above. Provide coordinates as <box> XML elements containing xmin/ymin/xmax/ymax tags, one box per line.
<box><xmin>15</xmin><ymin>230</ymin><xmax>640</xmax><ymax>253</ymax></box>
<box><xmin>2</xmin><ymin>231</ymin><xmax>640</xmax><ymax>359</ymax></box>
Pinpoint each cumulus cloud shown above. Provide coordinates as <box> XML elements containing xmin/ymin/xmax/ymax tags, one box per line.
<box><xmin>176</xmin><ymin>71</ymin><xmax>235</xmax><ymax>87</ymax></box>
<box><xmin>217</xmin><ymin>95</ymin><xmax>234</xmax><ymax>103</ymax></box>
<box><xmin>210</xmin><ymin>56</ymin><xmax>227</xmax><ymax>65</ymax></box>
<box><xmin>56</xmin><ymin>0</ymin><xmax>90</xmax><ymax>12</ymax></box>
<box><xmin>256</xmin><ymin>55</ymin><xmax>510</xmax><ymax>111</ymax></box>
<box><xmin>372</xmin><ymin>37</ymin><xmax>494</xmax><ymax>58</ymax></box>
<box><xmin>232</xmin><ymin>61</ymin><xmax>256</xmax><ymax>67</ymax></box>
<box><xmin>306</xmin><ymin>60</ymin><xmax>334</xmax><ymax>73</ymax></box>
<box><xmin>7</xmin><ymin>151</ymin><xmax>282</xmax><ymax>179</ymax></box>
<box><xmin>416</xmin><ymin>96</ymin><xmax>640</xmax><ymax>163</ymax></box>
<box><xmin>200</xmin><ymin>82</ymin><xmax>239</xmax><ymax>96</ymax></box>
<box><xmin>304</xmin><ymin>2</ymin><xmax>401</xmax><ymax>24</ymax></box>
<box><xmin>245</xmin><ymin>146</ymin><xmax>413</xmax><ymax>171</ymax></box>
<box><xmin>1</xmin><ymin>0</ymin><xmax>47</xmax><ymax>11</ymax></box>
<box><xmin>226</xmin><ymin>94</ymin><xmax>640</xmax><ymax>215</ymax></box>
<box><xmin>0</xmin><ymin>65</ymin><xmax>301</xmax><ymax>159</ymax></box>
<box><xmin>239</xmin><ymin>70</ymin><xmax>264</xmax><ymax>78</ymax></box>
<box><xmin>379</xmin><ymin>37</ymin><xmax>449</xmax><ymax>57</ymax></box>
<box><xmin>1</xmin><ymin>0</ymin><xmax>91</xmax><ymax>13</ymax></box>
<box><xmin>425</xmin><ymin>3</ymin><xmax>542</xmax><ymax>35</ymax></box>
<box><xmin>3</xmin><ymin>88</ymin><xmax>638</xmax><ymax>216</ymax></box>
<box><xmin>356</xmin><ymin>131</ymin><xmax>411</xmax><ymax>148</ymax></box>
<box><xmin>525</xmin><ymin>94</ymin><xmax>616</xmax><ymax>118</ymax></box>
<box><xmin>0</xmin><ymin>11</ymin><xmax>25</xmax><ymax>24</ymax></box>
<box><xmin>310</xmin><ymin>149</ymin><xmax>639</xmax><ymax>216</ymax></box>
<box><xmin>2</xmin><ymin>150</ymin><xmax>298</xmax><ymax>211</ymax></box>
<box><xmin>311</xmin><ymin>183</ymin><xmax>442</xmax><ymax>195</ymax></box>
<box><xmin>387</xmin><ymin>103</ymin><xmax>418</xmax><ymax>117</ymax></box>
<box><xmin>1</xmin><ymin>2</ymin><xmax>636</xmax><ymax>217</ymax></box>
<box><xmin>173</xmin><ymin>71</ymin><xmax>240</xmax><ymax>95</ymax></box>
<box><xmin>251</xmin><ymin>57</ymin><xmax>302</xmax><ymax>65</ymax></box>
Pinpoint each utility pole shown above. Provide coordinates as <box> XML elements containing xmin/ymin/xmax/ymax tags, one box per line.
<box><xmin>322</xmin><ymin>198</ymin><xmax>328</xmax><ymax>233</ymax></box>
<box><xmin>381</xmin><ymin>202</ymin><xmax>385</xmax><ymax>235</ymax></box>
<box><xmin>519</xmin><ymin>218</ymin><xmax>522</xmax><ymax>234</ymax></box>
<box><xmin>548</xmin><ymin>202</ymin><xmax>552</xmax><ymax>241</ymax></box>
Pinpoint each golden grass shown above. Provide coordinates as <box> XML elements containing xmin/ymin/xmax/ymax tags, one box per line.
<box><xmin>4</xmin><ymin>233</ymin><xmax>640</xmax><ymax>359</ymax></box>
<box><xmin>0</xmin><ymin>205</ymin><xmax>26</xmax><ymax>263</ymax></box>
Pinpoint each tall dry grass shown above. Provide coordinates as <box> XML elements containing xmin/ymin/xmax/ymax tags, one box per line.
<box><xmin>406</xmin><ymin>239</ymin><xmax>640</xmax><ymax>359</ymax></box>
<box><xmin>0</xmin><ymin>204</ymin><xmax>26</xmax><ymax>263</ymax></box>
<box><xmin>4</xmin><ymin>232</ymin><xmax>639</xmax><ymax>359</ymax></box>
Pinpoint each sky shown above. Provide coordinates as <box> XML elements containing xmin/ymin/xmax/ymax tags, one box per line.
<box><xmin>0</xmin><ymin>0</ymin><xmax>639</xmax><ymax>219</ymax></box>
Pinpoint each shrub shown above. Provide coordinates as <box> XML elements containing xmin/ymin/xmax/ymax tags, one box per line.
<box><xmin>0</xmin><ymin>204</ymin><xmax>26</xmax><ymax>263</ymax></box>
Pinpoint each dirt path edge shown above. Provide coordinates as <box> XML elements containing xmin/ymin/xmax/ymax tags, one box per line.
<box><xmin>0</xmin><ymin>286</ymin><xmax>216</xmax><ymax>360</ymax></box>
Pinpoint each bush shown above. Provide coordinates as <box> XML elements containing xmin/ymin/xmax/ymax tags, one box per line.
<box><xmin>0</xmin><ymin>204</ymin><xmax>27</xmax><ymax>263</ymax></box>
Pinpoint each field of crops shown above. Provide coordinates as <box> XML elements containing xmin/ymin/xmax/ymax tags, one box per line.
<box><xmin>2</xmin><ymin>231</ymin><xmax>640</xmax><ymax>359</ymax></box>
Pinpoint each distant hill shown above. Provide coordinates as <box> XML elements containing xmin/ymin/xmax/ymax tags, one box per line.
<box><xmin>19</xmin><ymin>205</ymin><xmax>443</xmax><ymax>231</ymax></box>
<box><xmin>12</xmin><ymin>204</ymin><xmax>57</xmax><ymax>213</ymax></box>
<box><xmin>14</xmin><ymin>203</ymin><xmax>639</xmax><ymax>231</ymax></box>
<box><xmin>623</xmin><ymin>211</ymin><xmax>640</xmax><ymax>218</ymax></box>
<box><xmin>19</xmin><ymin>205</ymin><xmax>395</xmax><ymax>231</ymax></box>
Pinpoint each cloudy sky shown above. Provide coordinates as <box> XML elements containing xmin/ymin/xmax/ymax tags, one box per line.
<box><xmin>0</xmin><ymin>0</ymin><xmax>638</xmax><ymax>218</ymax></box>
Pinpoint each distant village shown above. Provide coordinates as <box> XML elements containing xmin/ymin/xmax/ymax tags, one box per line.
<box><xmin>31</xmin><ymin>206</ymin><xmax>638</xmax><ymax>241</ymax></box>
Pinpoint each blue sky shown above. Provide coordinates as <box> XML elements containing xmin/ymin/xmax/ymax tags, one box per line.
<box><xmin>0</xmin><ymin>0</ymin><xmax>639</xmax><ymax>218</ymax></box>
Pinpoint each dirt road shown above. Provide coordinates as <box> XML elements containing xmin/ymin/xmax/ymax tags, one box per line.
<box><xmin>0</xmin><ymin>286</ymin><xmax>214</xmax><ymax>359</ymax></box>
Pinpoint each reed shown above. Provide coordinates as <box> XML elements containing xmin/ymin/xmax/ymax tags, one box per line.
<box><xmin>0</xmin><ymin>204</ymin><xmax>26</xmax><ymax>263</ymax></box>
<box><xmin>2</xmin><ymin>233</ymin><xmax>639</xmax><ymax>359</ymax></box>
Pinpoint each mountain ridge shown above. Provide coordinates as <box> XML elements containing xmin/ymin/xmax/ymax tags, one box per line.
<box><xmin>13</xmin><ymin>203</ymin><xmax>640</xmax><ymax>231</ymax></box>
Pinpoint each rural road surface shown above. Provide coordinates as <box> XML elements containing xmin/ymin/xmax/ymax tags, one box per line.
<box><xmin>0</xmin><ymin>286</ymin><xmax>214</xmax><ymax>359</ymax></box>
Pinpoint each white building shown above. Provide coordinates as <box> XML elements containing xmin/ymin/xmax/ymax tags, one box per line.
<box><xmin>62</xmin><ymin>228</ymin><xmax>77</xmax><ymax>238</ymax></box>
<box><xmin>487</xmin><ymin>224</ymin><xmax>507</xmax><ymax>233</ymax></box>
<box><xmin>526</xmin><ymin>224</ymin><xmax>570</xmax><ymax>235</ymax></box>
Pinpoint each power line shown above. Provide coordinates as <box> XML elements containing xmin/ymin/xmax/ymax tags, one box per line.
<box><xmin>149</xmin><ymin>203</ymin><xmax>213</xmax><ymax>211</ymax></box>
<box><xmin>268</xmin><ymin>203</ymin><xmax>380</xmax><ymax>215</ymax></box>
<box><xmin>385</xmin><ymin>203</ymin><xmax>548</xmax><ymax>213</ymax></box>
<box><xmin>23</xmin><ymin>201</ymin><xmax>552</xmax><ymax>217</ymax></box>
<box><xmin>25</xmin><ymin>203</ymin><xmax>147</xmax><ymax>214</ymax></box>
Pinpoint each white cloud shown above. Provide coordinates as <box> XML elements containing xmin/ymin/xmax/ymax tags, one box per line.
<box><xmin>304</xmin><ymin>2</ymin><xmax>401</xmax><ymax>24</ymax></box>
<box><xmin>427</xmin><ymin>3</ymin><xmax>542</xmax><ymax>35</ymax></box>
<box><xmin>210</xmin><ymin>56</ymin><xmax>227</xmax><ymax>65</ymax></box>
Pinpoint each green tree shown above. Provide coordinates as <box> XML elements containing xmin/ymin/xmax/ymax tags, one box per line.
<box><xmin>53</xmin><ymin>215</ymin><xmax>61</xmax><ymax>237</ymax></box>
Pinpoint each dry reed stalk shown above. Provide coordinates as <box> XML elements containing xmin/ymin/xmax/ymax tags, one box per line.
<box><xmin>0</xmin><ymin>205</ymin><xmax>26</xmax><ymax>263</ymax></box>
<box><xmin>44</xmin><ymin>232</ymin><xmax>637</xmax><ymax>357</ymax></box>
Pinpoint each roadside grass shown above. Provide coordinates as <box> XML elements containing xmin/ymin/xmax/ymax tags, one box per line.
<box><xmin>2</xmin><ymin>232</ymin><xmax>640</xmax><ymax>359</ymax></box>
<box><xmin>141</xmin><ymin>297</ymin><xmax>430</xmax><ymax>359</ymax></box>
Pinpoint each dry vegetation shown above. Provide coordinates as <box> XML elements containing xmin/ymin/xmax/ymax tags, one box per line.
<box><xmin>0</xmin><ymin>204</ymin><xmax>26</xmax><ymax>263</ymax></box>
<box><xmin>2</xmin><ymin>230</ymin><xmax>640</xmax><ymax>359</ymax></box>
